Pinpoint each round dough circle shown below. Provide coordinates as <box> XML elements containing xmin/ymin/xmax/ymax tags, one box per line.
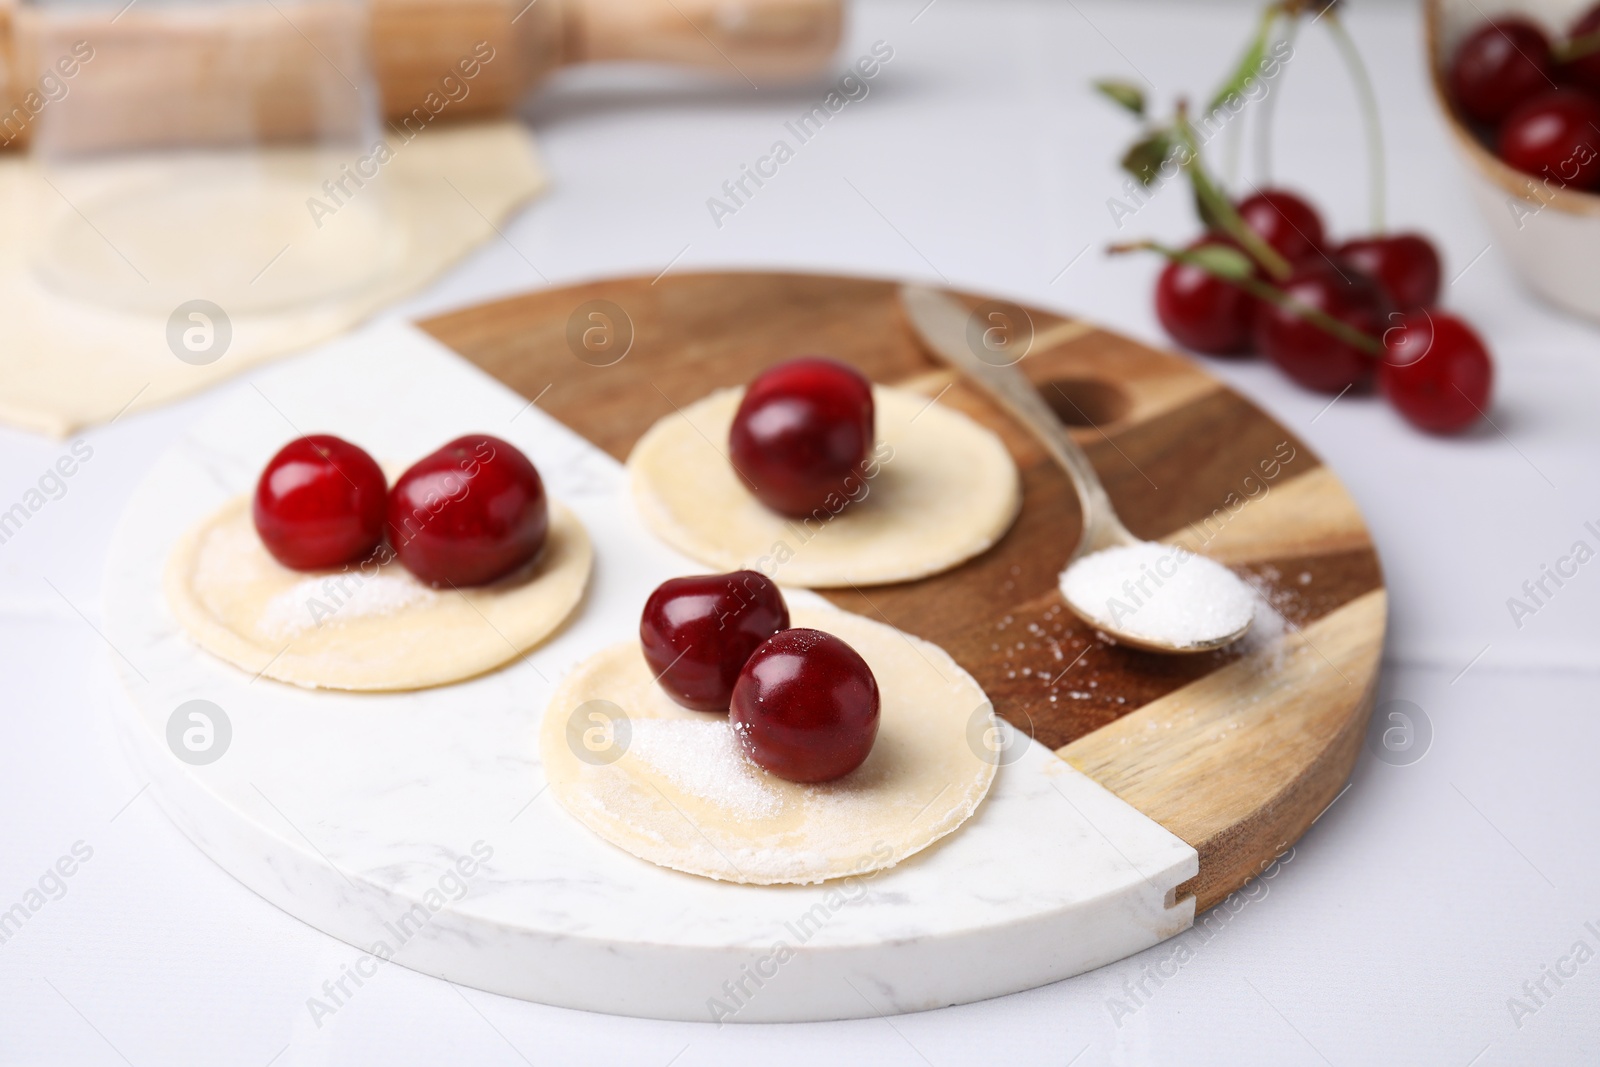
<box><xmin>540</xmin><ymin>607</ymin><xmax>1000</xmax><ymax>886</ymax></box>
<box><xmin>165</xmin><ymin>496</ymin><xmax>592</xmax><ymax>691</ymax></box>
<box><xmin>627</xmin><ymin>385</ymin><xmax>1021</xmax><ymax>588</ymax></box>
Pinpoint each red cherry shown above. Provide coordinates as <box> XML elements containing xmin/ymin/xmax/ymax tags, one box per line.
<box><xmin>1254</xmin><ymin>260</ymin><xmax>1390</xmax><ymax>394</ymax></box>
<box><xmin>1234</xmin><ymin>188</ymin><xmax>1326</xmax><ymax>266</ymax></box>
<box><xmin>640</xmin><ymin>570</ymin><xmax>790</xmax><ymax>712</ymax></box>
<box><xmin>1334</xmin><ymin>233</ymin><xmax>1443</xmax><ymax>311</ymax></box>
<box><xmin>1449</xmin><ymin>17</ymin><xmax>1554</xmax><ymax>125</ymax></box>
<box><xmin>1498</xmin><ymin>89</ymin><xmax>1600</xmax><ymax>188</ymax></box>
<box><xmin>1560</xmin><ymin>5</ymin><xmax>1600</xmax><ymax>94</ymax></box>
<box><xmin>386</xmin><ymin>434</ymin><xmax>547</xmax><ymax>587</ymax></box>
<box><xmin>1154</xmin><ymin>237</ymin><xmax>1258</xmax><ymax>356</ymax></box>
<box><xmin>252</xmin><ymin>435</ymin><xmax>386</xmax><ymax>571</ymax></box>
<box><xmin>728</xmin><ymin>357</ymin><xmax>874</xmax><ymax>518</ymax></box>
<box><xmin>1381</xmin><ymin>310</ymin><xmax>1494</xmax><ymax>434</ymax></box>
<box><xmin>730</xmin><ymin>628</ymin><xmax>879</xmax><ymax>783</ymax></box>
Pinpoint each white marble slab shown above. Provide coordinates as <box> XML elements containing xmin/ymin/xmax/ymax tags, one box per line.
<box><xmin>98</xmin><ymin>321</ymin><xmax>1198</xmax><ymax>1022</ymax></box>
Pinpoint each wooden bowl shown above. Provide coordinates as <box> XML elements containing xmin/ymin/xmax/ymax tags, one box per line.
<box><xmin>1425</xmin><ymin>0</ymin><xmax>1600</xmax><ymax>320</ymax></box>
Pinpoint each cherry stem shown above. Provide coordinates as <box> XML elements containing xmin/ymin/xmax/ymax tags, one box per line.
<box><xmin>1173</xmin><ymin>106</ymin><xmax>1295</xmax><ymax>281</ymax></box>
<box><xmin>1555</xmin><ymin>28</ymin><xmax>1600</xmax><ymax>63</ymax></box>
<box><xmin>1323</xmin><ymin>12</ymin><xmax>1387</xmax><ymax>234</ymax></box>
<box><xmin>1223</xmin><ymin>101</ymin><xmax>1244</xmax><ymax>187</ymax></box>
<box><xmin>1110</xmin><ymin>239</ymin><xmax>1385</xmax><ymax>357</ymax></box>
<box><xmin>1254</xmin><ymin>19</ymin><xmax>1299</xmax><ymax>185</ymax></box>
<box><xmin>1210</xmin><ymin>3</ymin><xmax>1281</xmax><ymax>185</ymax></box>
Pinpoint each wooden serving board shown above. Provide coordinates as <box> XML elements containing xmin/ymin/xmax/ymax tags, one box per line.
<box><xmin>419</xmin><ymin>271</ymin><xmax>1386</xmax><ymax>912</ymax></box>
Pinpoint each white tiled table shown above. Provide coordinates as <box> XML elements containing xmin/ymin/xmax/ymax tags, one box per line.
<box><xmin>2</xmin><ymin>1</ymin><xmax>1596</xmax><ymax>1063</ymax></box>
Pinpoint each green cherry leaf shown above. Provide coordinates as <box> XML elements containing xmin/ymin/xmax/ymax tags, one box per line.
<box><xmin>1205</xmin><ymin>39</ymin><xmax>1268</xmax><ymax>115</ymax></box>
<box><xmin>1120</xmin><ymin>131</ymin><xmax>1173</xmax><ymax>186</ymax></box>
<box><xmin>1203</xmin><ymin>6</ymin><xmax>1279</xmax><ymax>115</ymax></box>
<box><xmin>1093</xmin><ymin>79</ymin><xmax>1146</xmax><ymax>118</ymax></box>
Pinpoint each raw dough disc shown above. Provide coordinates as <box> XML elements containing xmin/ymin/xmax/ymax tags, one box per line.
<box><xmin>627</xmin><ymin>386</ymin><xmax>1021</xmax><ymax>588</ymax></box>
<box><xmin>165</xmin><ymin>495</ymin><xmax>592</xmax><ymax>691</ymax></box>
<box><xmin>540</xmin><ymin>606</ymin><xmax>1000</xmax><ymax>885</ymax></box>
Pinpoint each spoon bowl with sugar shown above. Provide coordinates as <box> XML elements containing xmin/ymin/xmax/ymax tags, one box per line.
<box><xmin>897</xmin><ymin>285</ymin><xmax>1255</xmax><ymax>654</ymax></box>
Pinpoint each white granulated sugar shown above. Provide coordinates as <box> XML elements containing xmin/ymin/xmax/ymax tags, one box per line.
<box><xmin>626</xmin><ymin>719</ymin><xmax>782</xmax><ymax>820</ymax></box>
<box><xmin>259</xmin><ymin>572</ymin><xmax>437</xmax><ymax>639</ymax></box>
<box><xmin>1234</xmin><ymin>584</ymin><xmax>1290</xmax><ymax>671</ymax></box>
<box><xmin>1242</xmin><ymin>590</ymin><xmax>1287</xmax><ymax>649</ymax></box>
<box><xmin>1059</xmin><ymin>542</ymin><xmax>1255</xmax><ymax>648</ymax></box>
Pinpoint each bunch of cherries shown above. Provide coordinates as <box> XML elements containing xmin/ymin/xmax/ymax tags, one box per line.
<box><xmin>1150</xmin><ymin>187</ymin><xmax>1494</xmax><ymax>434</ymax></box>
<box><xmin>252</xmin><ymin>432</ymin><xmax>549</xmax><ymax>586</ymax></box>
<box><xmin>1449</xmin><ymin>5</ymin><xmax>1600</xmax><ymax>188</ymax></box>
<box><xmin>636</xmin><ymin>355</ymin><xmax>884</xmax><ymax>785</ymax></box>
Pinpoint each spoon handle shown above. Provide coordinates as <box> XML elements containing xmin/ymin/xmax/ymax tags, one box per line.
<box><xmin>898</xmin><ymin>285</ymin><xmax>1135</xmax><ymax>558</ymax></box>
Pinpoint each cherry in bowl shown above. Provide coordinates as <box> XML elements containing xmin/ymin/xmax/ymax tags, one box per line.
<box><xmin>728</xmin><ymin>357</ymin><xmax>874</xmax><ymax>518</ymax></box>
<box><xmin>1254</xmin><ymin>260</ymin><xmax>1390</xmax><ymax>394</ymax></box>
<box><xmin>730</xmin><ymin>628</ymin><xmax>879</xmax><ymax>783</ymax></box>
<box><xmin>1497</xmin><ymin>89</ymin><xmax>1600</xmax><ymax>188</ymax></box>
<box><xmin>253</xmin><ymin>434</ymin><xmax>387</xmax><ymax>571</ymax></box>
<box><xmin>1449</xmin><ymin>17</ymin><xmax>1553</xmax><ymax>126</ymax></box>
<box><xmin>1381</xmin><ymin>310</ymin><xmax>1493</xmax><ymax>434</ymax></box>
<box><xmin>1561</xmin><ymin>4</ymin><xmax>1600</xmax><ymax>94</ymax></box>
<box><xmin>386</xmin><ymin>434</ymin><xmax>548</xmax><ymax>587</ymax></box>
<box><xmin>641</xmin><ymin>570</ymin><xmax>790</xmax><ymax>712</ymax></box>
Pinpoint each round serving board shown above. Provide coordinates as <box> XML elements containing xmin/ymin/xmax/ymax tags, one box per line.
<box><xmin>101</xmin><ymin>272</ymin><xmax>1384</xmax><ymax>1023</ymax></box>
<box><xmin>420</xmin><ymin>271</ymin><xmax>1387</xmax><ymax>911</ymax></box>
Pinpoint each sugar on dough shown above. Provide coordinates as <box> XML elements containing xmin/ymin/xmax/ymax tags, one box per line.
<box><xmin>0</xmin><ymin>121</ymin><xmax>545</xmax><ymax>437</ymax></box>
<box><xmin>540</xmin><ymin>606</ymin><xmax>1001</xmax><ymax>886</ymax></box>
<box><xmin>627</xmin><ymin>386</ymin><xmax>1022</xmax><ymax>588</ymax></box>
<box><xmin>165</xmin><ymin>495</ymin><xmax>591</xmax><ymax>691</ymax></box>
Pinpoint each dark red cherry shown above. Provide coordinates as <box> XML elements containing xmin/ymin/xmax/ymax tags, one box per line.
<box><xmin>730</xmin><ymin>628</ymin><xmax>879</xmax><ymax>783</ymax></box>
<box><xmin>728</xmin><ymin>357</ymin><xmax>874</xmax><ymax>518</ymax></box>
<box><xmin>253</xmin><ymin>435</ymin><xmax>386</xmax><ymax>571</ymax></box>
<box><xmin>1498</xmin><ymin>89</ymin><xmax>1600</xmax><ymax>188</ymax></box>
<box><xmin>1154</xmin><ymin>237</ymin><xmax>1258</xmax><ymax>356</ymax></box>
<box><xmin>1449</xmin><ymin>17</ymin><xmax>1554</xmax><ymax>125</ymax></box>
<box><xmin>1234</xmin><ymin>188</ymin><xmax>1326</xmax><ymax>266</ymax></box>
<box><xmin>1334</xmin><ymin>233</ymin><xmax>1443</xmax><ymax>311</ymax></box>
<box><xmin>386</xmin><ymin>434</ymin><xmax>547</xmax><ymax>587</ymax></box>
<box><xmin>1254</xmin><ymin>260</ymin><xmax>1390</xmax><ymax>394</ymax></box>
<box><xmin>1560</xmin><ymin>5</ymin><xmax>1600</xmax><ymax>94</ymax></box>
<box><xmin>640</xmin><ymin>570</ymin><xmax>790</xmax><ymax>712</ymax></box>
<box><xmin>1381</xmin><ymin>310</ymin><xmax>1494</xmax><ymax>434</ymax></box>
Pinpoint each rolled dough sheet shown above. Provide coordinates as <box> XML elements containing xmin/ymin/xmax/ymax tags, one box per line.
<box><xmin>0</xmin><ymin>121</ymin><xmax>544</xmax><ymax>436</ymax></box>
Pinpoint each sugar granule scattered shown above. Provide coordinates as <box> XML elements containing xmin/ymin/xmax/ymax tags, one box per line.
<box><xmin>627</xmin><ymin>719</ymin><xmax>782</xmax><ymax>820</ymax></box>
<box><xmin>259</xmin><ymin>572</ymin><xmax>436</xmax><ymax>639</ymax></box>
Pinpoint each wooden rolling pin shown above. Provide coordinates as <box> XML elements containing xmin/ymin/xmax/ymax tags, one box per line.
<box><xmin>0</xmin><ymin>0</ymin><xmax>842</xmax><ymax>152</ymax></box>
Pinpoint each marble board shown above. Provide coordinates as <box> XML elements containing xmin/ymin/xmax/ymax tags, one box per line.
<box><xmin>101</xmin><ymin>320</ymin><xmax>1199</xmax><ymax>1023</ymax></box>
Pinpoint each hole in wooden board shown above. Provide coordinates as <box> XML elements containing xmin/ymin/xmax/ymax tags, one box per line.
<box><xmin>1039</xmin><ymin>378</ymin><xmax>1132</xmax><ymax>428</ymax></box>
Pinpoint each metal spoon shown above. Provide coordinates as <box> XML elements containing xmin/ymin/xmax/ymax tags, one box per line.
<box><xmin>897</xmin><ymin>284</ymin><xmax>1252</xmax><ymax>654</ymax></box>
